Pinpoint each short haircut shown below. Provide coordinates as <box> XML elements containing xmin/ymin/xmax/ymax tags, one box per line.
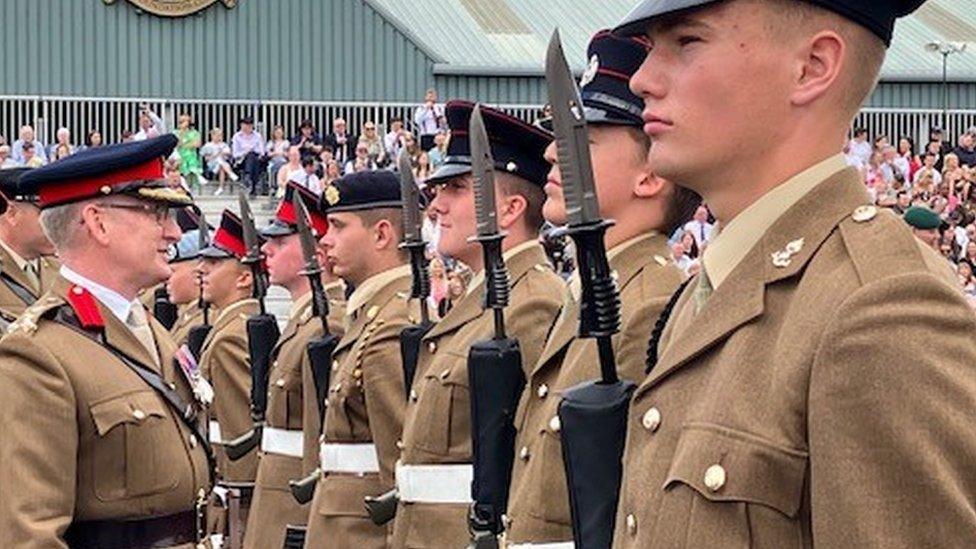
<box><xmin>353</xmin><ymin>208</ymin><xmax>406</xmax><ymax>257</ymax></box>
<box><xmin>496</xmin><ymin>172</ymin><xmax>546</xmax><ymax>234</ymax></box>
<box><xmin>40</xmin><ymin>202</ymin><xmax>83</xmax><ymax>251</ymax></box>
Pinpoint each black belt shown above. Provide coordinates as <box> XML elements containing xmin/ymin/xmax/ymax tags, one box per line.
<box><xmin>64</xmin><ymin>510</ymin><xmax>197</xmax><ymax>549</ymax></box>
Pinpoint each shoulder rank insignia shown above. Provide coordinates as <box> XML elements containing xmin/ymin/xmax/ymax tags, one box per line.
<box><xmin>66</xmin><ymin>284</ymin><xmax>105</xmax><ymax>329</ymax></box>
<box><xmin>771</xmin><ymin>238</ymin><xmax>805</xmax><ymax>269</ymax></box>
<box><xmin>8</xmin><ymin>294</ymin><xmax>64</xmax><ymax>336</ymax></box>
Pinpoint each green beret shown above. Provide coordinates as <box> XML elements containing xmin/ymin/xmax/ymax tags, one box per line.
<box><xmin>903</xmin><ymin>206</ymin><xmax>941</xmax><ymax>230</ymax></box>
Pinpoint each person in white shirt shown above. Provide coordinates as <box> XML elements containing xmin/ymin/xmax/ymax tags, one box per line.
<box><xmin>288</xmin><ymin>157</ymin><xmax>322</xmax><ymax>195</ymax></box>
<box><xmin>132</xmin><ymin>105</ymin><xmax>166</xmax><ymax>142</ymax></box>
<box><xmin>846</xmin><ymin>128</ymin><xmax>873</xmax><ymax>168</ymax></box>
<box><xmin>11</xmin><ymin>126</ymin><xmax>47</xmax><ymax>165</ymax></box>
<box><xmin>413</xmin><ymin>88</ymin><xmax>444</xmax><ymax>150</ymax></box>
<box><xmin>682</xmin><ymin>204</ymin><xmax>715</xmax><ymax>248</ymax></box>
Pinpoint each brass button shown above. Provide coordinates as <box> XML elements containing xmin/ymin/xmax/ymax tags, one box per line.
<box><xmin>275</xmin><ymin>378</ymin><xmax>286</xmax><ymax>388</ymax></box>
<box><xmin>626</xmin><ymin>513</ymin><xmax>637</xmax><ymax>536</ymax></box>
<box><xmin>537</xmin><ymin>384</ymin><xmax>548</xmax><ymax>398</ymax></box>
<box><xmin>440</xmin><ymin>369</ymin><xmax>450</xmax><ymax>380</ymax></box>
<box><xmin>548</xmin><ymin>415</ymin><xmax>561</xmax><ymax>433</ymax></box>
<box><xmin>704</xmin><ymin>464</ymin><xmax>727</xmax><ymax>492</ymax></box>
<box><xmin>132</xmin><ymin>409</ymin><xmax>146</xmax><ymax>421</ymax></box>
<box><xmin>332</xmin><ymin>360</ymin><xmax>339</xmax><ymax>371</ymax></box>
<box><xmin>852</xmin><ymin>205</ymin><xmax>878</xmax><ymax>222</ymax></box>
<box><xmin>410</xmin><ymin>389</ymin><xmax>418</xmax><ymax>402</ymax></box>
<box><xmin>166</xmin><ymin>382</ymin><xmax>177</xmax><ymax>391</ymax></box>
<box><xmin>189</xmin><ymin>434</ymin><xmax>198</xmax><ymax>449</ymax></box>
<box><xmin>396</xmin><ymin>439</ymin><xmax>404</xmax><ymax>450</ymax></box>
<box><xmin>72</xmin><ymin>286</ymin><xmax>84</xmax><ymax>295</ymax></box>
<box><xmin>428</xmin><ymin>341</ymin><xmax>437</xmax><ymax>354</ymax></box>
<box><xmin>353</xmin><ymin>369</ymin><xmax>363</xmax><ymax>379</ymax></box>
<box><xmin>272</xmin><ymin>360</ymin><xmax>278</xmax><ymax>369</ymax></box>
<box><xmin>519</xmin><ymin>446</ymin><xmax>530</xmax><ymax>460</ymax></box>
<box><xmin>641</xmin><ymin>407</ymin><xmax>661</xmax><ymax>432</ymax></box>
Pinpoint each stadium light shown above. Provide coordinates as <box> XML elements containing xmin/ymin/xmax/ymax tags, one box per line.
<box><xmin>925</xmin><ymin>41</ymin><xmax>968</xmax><ymax>131</ymax></box>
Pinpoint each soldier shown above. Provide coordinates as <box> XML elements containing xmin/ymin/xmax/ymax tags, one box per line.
<box><xmin>504</xmin><ymin>30</ymin><xmax>700</xmax><ymax>547</ymax></box>
<box><xmin>0</xmin><ymin>167</ymin><xmax>58</xmax><ymax>328</ymax></box>
<box><xmin>167</xmin><ymin>223</ymin><xmax>207</xmax><ymax>348</ymax></box>
<box><xmin>243</xmin><ymin>181</ymin><xmax>346</xmax><ymax>549</ymax></box>
<box><xmin>198</xmin><ymin>210</ymin><xmax>262</xmax><ymax>476</ymax></box>
<box><xmin>390</xmin><ymin>102</ymin><xmax>563</xmax><ymax>549</ymax></box>
<box><xmin>304</xmin><ymin>170</ymin><xmax>415</xmax><ymax>548</ymax></box>
<box><xmin>612</xmin><ymin>1</ymin><xmax>976</xmax><ymax>547</ymax></box>
<box><xmin>0</xmin><ymin>135</ymin><xmax>212</xmax><ymax>547</ymax></box>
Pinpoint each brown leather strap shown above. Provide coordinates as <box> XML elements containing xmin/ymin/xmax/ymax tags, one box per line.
<box><xmin>64</xmin><ymin>510</ymin><xmax>197</xmax><ymax>549</ymax></box>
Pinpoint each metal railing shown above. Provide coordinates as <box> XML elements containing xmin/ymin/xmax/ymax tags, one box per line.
<box><xmin>1</xmin><ymin>95</ymin><xmax>974</xmax><ymax>152</ymax></box>
<box><xmin>0</xmin><ymin>95</ymin><xmax>546</xmax><ymax>147</ymax></box>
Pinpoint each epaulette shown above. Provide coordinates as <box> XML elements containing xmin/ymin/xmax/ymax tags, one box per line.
<box><xmin>839</xmin><ymin>205</ymin><xmax>934</xmax><ymax>286</ymax></box>
<box><xmin>66</xmin><ymin>284</ymin><xmax>106</xmax><ymax>329</ymax></box>
<box><xmin>7</xmin><ymin>294</ymin><xmax>66</xmax><ymax>336</ymax></box>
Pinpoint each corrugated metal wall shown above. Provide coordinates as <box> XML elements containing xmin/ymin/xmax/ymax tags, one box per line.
<box><xmin>435</xmin><ymin>75</ymin><xmax>547</xmax><ymax>104</ymax></box>
<box><xmin>867</xmin><ymin>82</ymin><xmax>976</xmax><ymax>109</ymax></box>
<box><xmin>0</xmin><ymin>0</ymin><xmax>436</xmax><ymax>102</ymax></box>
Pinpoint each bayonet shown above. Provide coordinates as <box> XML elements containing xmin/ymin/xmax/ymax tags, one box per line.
<box><xmin>294</xmin><ymin>197</ymin><xmax>332</xmax><ymax>337</ymax></box>
<box><xmin>398</xmin><ymin>151</ymin><xmax>431</xmax><ymax>325</ymax></box>
<box><xmin>197</xmin><ymin>211</ymin><xmax>210</xmax><ymax>325</ymax></box>
<box><xmin>238</xmin><ymin>192</ymin><xmax>268</xmax><ymax>314</ymax></box>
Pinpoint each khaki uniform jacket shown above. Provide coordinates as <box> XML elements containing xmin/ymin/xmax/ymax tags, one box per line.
<box><xmin>614</xmin><ymin>170</ymin><xmax>976</xmax><ymax>548</ymax></box>
<box><xmin>505</xmin><ymin>233</ymin><xmax>684</xmax><ymax>544</ymax></box>
<box><xmin>200</xmin><ymin>298</ymin><xmax>260</xmax><ymax>483</ymax></box>
<box><xmin>0</xmin><ymin>246</ymin><xmax>57</xmax><ymax>328</ymax></box>
<box><xmin>0</xmin><ymin>275</ymin><xmax>211</xmax><ymax>548</ymax></box>
<box><xmin>306</xmin><ymin>271</ymin><xmax>414</xmax><ymax>549</ymax></box>
<box><xmin>390</xmin><ymin>243</ymin><xmax>563</xmax><ymax>549</ymax></box>
<box><xmin>170</xmin><ymin>302</ymin><xmax>205</xmax><ymax>349</ymax></box>
<box><xmin>245</xmin><ymin>284</ymin><xmax>346</xmax><ymax>549</ymax></box>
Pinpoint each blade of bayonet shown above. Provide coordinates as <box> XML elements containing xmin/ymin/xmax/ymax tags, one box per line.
<box><xmin>294</xmin><ymin>198</ymin><xmax>323</xmax><ymax>277</ymax></box>
<box><xmin>197</xmin><ymin>211</ymin><xmax>209</xmax><ymax>249</ymax></box>
<box><xmin>238</xmin><ymin>192</ymin><xmax>260</xmax><ymax>264</ymax></box>
<box><xmin>398</xmin><ymin>151</ymin><xmax>423</xmax><ymax>243</ymax></box>
<box><xmin>470</xmin><ymin>105</ymin><xmax>500</xmax><ymax>238</ymax></box>
<box><xmin>546</xmin><ymin>29</ymin><xmax>602</xmax><ymax>227</ymax></box>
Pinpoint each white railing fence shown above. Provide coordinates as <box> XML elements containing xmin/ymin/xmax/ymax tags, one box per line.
<box><xmin>1</xmin><ymin>95</ymin><xmax>973</xmax><ymax>154</ymax></box>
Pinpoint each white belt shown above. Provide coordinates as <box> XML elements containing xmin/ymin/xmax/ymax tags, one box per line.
<box><xmin>260</xmin><ymin>427</ymin><xmax>303</xmax><ymax>458</ymax></box>
<box><xmin>507</xmin><ymin>543</ymin><xmax>574</xmax><ymax>549</ymax></box>
<box><xmin>319</xmin><ymin>442</ymin><xmax>380</xmax><ymax>474</ymax></box>
<box><xmin>396</xmin><ymin>462</ymin><xmax>473</xmax><ymax>504</ymax></box>
<box><xmin>208</xmin><ymin>420</ymin><xmax>223</xmax><ymax>445</ymax></box>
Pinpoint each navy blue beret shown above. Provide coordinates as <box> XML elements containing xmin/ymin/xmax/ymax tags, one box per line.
<box><xmin>578</xmin><ymin>29</ymin><xmax>650</xmax><ymax>127</ymax></box>
<box><xmin>614</xmin><ymin>0</ymin><xmax>926</xmax><ymax>46</ymax></box>
<box><xmin>0</xmin><ymin>167</ymin><xmax>36</xmax><ymax>204</ymax></box>
<box><xmin>427</xmin><ymin>100</ymin><xmax>552</xmax><ymax>186</ymax></box>
<box><xmin>19</xmin><ymin>135</ymin><xmax>190</xmax><ymax>209</ymax></box>
<box><xmin>320</xmin><ymin>170</ymin><xmax>402</xmax><ymax>214</ymax></box>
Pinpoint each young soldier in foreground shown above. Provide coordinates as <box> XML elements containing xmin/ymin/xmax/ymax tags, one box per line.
<box><xmin>304</xmin><ymin>171</ymin><xmax>415</xmax><ymax>548</ymax></box>
<box><xmin>197</xmin><ymin>210</ymin><xmax>260</xmax><ymax>485</ymax></box>
<box><xmin>504</xmin><ymin>30</ymin><xmax>699</xmax><ymax>547</ymax></box>
<box><xmin>0</xmin><ymin>136</ymin><xmax>212</xmax><ymax>547</ymax></box>
<box><xmin>390</xmin><ymin>101</ymin><xmax>564</xmax><ymax>549</ymax></box>
<box><xmin>613</xmin><ymin>0</ymin><xmax>976</xmax><ymax>546</ymax></box>
<box><xmin>244</xmin><ymin>181</ymin><xmax>346</xmax><ymax>549</ymax></box>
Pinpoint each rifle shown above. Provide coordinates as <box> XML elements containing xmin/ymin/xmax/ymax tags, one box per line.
<box><xmin>364</xmin><ymin>151</ymin><xmax>438</xmax><ymax>526</ymax></box>
<box><xmin>153</xmin><ymin>286</ymin><xmax>178</xmax><ymax>330</ymax></box>
<box><xmin>186</xmin><ymin>211</ymin><xmax>213</xmax><ymax>359</ymax></box>
<box><xmin>548</xmin><ymin>30</ymin><xmax>631</xmax><ymax>549</ymax></box>
<box><xmin>287</xmin><ymin>198</ymin><xmax>342</xmax><ymax>505</ymax></box>
<box><xmin>465</xmin><ymin>104</ymin><xmax>525</xmax><ymax>549</ymax></box>
<box><xmin>225</xmin><ymin>193</ymin><xmax>281</xmax><ymax>462</ymax></box>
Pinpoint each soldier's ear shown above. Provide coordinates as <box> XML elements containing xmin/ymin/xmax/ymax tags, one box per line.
<box><xmin>497</xmin><ymin>193</ymin><xmax>527</xmax><ymax>231</ymax></box>
<box><xmin>373</xmin><ymin>219</ymin><xmax>396</xmax><ymax>251</ymax></box>
<box><xmin>80</xmin><ymin>202</ymin><xmax>112</xmax><ymax>246</ymax></box>
<box><xmin>236</xmin><ymin>267</ymin><xmax>253</xmax><ymax>290</ymax></box>
<box><xmin>634</xmin><ymin>173</ymin><xmax>665</xmax><ymax>199</ymax></box>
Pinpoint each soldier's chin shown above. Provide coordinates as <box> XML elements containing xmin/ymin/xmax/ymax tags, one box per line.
<box><xmin>542</xmin><ymin>200</ymin><xmax>567</xmax><ymax>226</ymax></box>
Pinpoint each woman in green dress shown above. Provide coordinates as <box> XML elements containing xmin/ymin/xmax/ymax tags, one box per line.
<box><xmin>175</xmin><ymin>113</ymin><xmax>203</xmax><ymax>193</ymax></box>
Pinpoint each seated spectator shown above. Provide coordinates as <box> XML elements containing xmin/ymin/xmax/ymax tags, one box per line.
<box><xmin>846</xmin><ymin>127</ymin><xmax>871</xmax><ymax>168</ymax></box>
<box><xmin>276</xmin><ymin>145</ymin><xmax>303</xmax><ymax>198</ymax></box>
<box><xmin>439</xmin><ymin>269</ymin><xmax>469</xmax><ymax>318</ymax></box>
<box><xmin>864</xmin><ymin>151</ymin><xmax>886</xmax><ymax>186</ymax></box>
<box><xmin>200</xmin><ymin>127</ymin><xmax>238</xmax><ymax>195</ymax></box>
<box><xmin>953</xmin><ymin>132</ymin><xmax>976</xmax><ymax>168</ymax></box>
<box><xmin>956</xmin><ymin>261</ymin><xmax>976</xmax><ymax>297</ymax></box>
<box><xmin>164</xmin><ymin>158</ymin><xmax>189</xmax><ymax>193</ymax></box>
<box><xmin>79</xmin><ymin>130</ymin><xmax>103</xmax><ymax>152</ymax></box>
<box><xmin>891</xmin><ymin>190</ymin><xmax>912</xmax><ymax>215</ymax></box>
<box><xmin>231</xmin><ymin>116</ymin><xmax>267</xmax><ymax>195</ymax></box>
<box><xmin>671</xmin><ymin>240</ymin><xmax>696</xmax><ymax>275</ymax></box>
<box><xmin>325</xmin><ymin>117</ymin><xmax>356</xmax><ymax>166</ymax></box>
<box><xmin>265</xmin><ymin>125</ymin><xmax>290</xmax><ymax>187</ymax></box>
<box><xmin>132</xmin><ymin>104</ymin><xmax>165</xmax><ymax>141</ymax></box>
<box><xmin>403</xmin><ymin>132</ymin><xmax>421</xmax><ymax>165</ymax></box>
<box><xmin>428</xmin><ymin>131</ymin><xmax>449</xmax><ymax>170</ymax></box>
<box><xmin>412</xmin><ymin>151</ymin><xmax>431</xmax><ymax>183</ymax></box>
<box><xmin>11</xmin><ymin>125</ymin><xmax>47</xmax><ymax>165</ymax></box>
<box><xmin>291</xmin><ymin>119</ymin><xmax>324</xmax><ymax>161</ymax></box>
<box><xmin>344</xmin><ymin>143</ymin><xmax>377</xmax><ymax>174</ymax></box>
<box><xmin>678</xmin><ymin>230</ymin><xmax>699</xmax><ymax>260</ymax></box>
<box><xmin>898</xmin><ymin>136</ymin><xmax>921</xmax><ymax>180</ymax></box>
<box><xmin>289</xmin><ymin>157</ymin><xmax>322</xmax><ymax>195</ymax></box>
<box><xmin>48</xmin><ymin>128</ymin><xmax>76</xmax><ymax>160</ymax></box>
<box><xmin>682</xmin><ymin>204</ymin><xmax>714</xmax><ymax>248</ymax></box>
<box><xmin>0</xmin><ymin>145</ymin><xmax>16</xmax><ymax>169</ymax></box>
<box><xmin>20</xmin><ymin>142</ymin><xmax>45</xmax><ymax>168</ymax></box>
<box><xmin>428</xmin><ymin>256</ymin><xmax>448</xmax><ymax>312</ymax></box>
<box><xmin>323</xmin><ymin>160</ymin><xmax>341</xmax><ymax>185</ymax></box>
<box><xmin>384</xmin><ymin>117</ymin><xmax>407</xmax><ymax>163</ymax></box>
<box><xmin>358</xmin><ymin>121</ymin><xmax>386</xmax><ymax>166</ymax></box>
<box><xmin>913</xmin><ymin>152</ymin><xmax>942</xmax><ymax>188</ymax></box>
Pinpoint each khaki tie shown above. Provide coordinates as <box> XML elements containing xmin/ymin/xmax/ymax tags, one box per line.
<box><xmin>692</xmin><ymin>267</ymin><xmax>713</xmax><ymax>315</ymax></box>
<box><xmin>127</xmin><ymin>305</ymin><xmax>159</xmax><ymax>366</ymax></box>
<box><xmin>23</xmin><ymin>262</ymin><xmax>40</xmax><ymax>293</ymax></box>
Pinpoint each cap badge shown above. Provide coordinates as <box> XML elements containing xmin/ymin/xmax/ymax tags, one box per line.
<box><xmin>580</xmin><ymin>54</ymin><xmax>599</xmax><ymax>89</ymax></box>
<box><xmin>506</xmin><ymin>161</ymin><xmax>518</xmax><ymax>173</ymax></box>
<box><xmin>324</xmin><ymin>185</ymin><xmax>341</xmax><ymax>206</ymax></box>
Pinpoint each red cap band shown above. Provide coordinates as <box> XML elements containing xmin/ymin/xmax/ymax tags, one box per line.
<box><xmin>38</xmin><ymin>158</ymin><xmax>164</xmax><ymax>208</ymax></box>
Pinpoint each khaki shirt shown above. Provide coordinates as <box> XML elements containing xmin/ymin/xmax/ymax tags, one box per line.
<box><xmin>244</xmin><ymin>282</ymin><xmax>346</xmax><ymax>549</ymax></box>
<box><xmin>0</xmin><ymin>242</ymin><xmax>43</xmax><ymax>327</ymax></box>
<box><xmin>170</xmin><ymin>302</ymin><xmax>205</xmax><ymax>349</ymax></box>
<box><xmin>505</xmin><ymin>232</ymin><xmax>685</xmax><ymax>543</ymax></box>
<box><xmin>614</xmin><ymin>169</ymin><xmax>976</xmax><ymax>548</ymax></box>
<box><xmin>199</xmin><ymin>298</ymin><xmax>261</xmax><ymax>482</ymax></box>
<box><xmin>0</xmin><ymin>275</ymin><xmax>211</xmax><ymax>546</ymax></box>
<box><xmin>306</xmin><ymin>267</ymin><xmax>415</xmax><ymax>547</ymax></box>
<box><xmin>390</xmin><ymin>243</ymin><xmax>564</xmax><ymax>549</ymax></box>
